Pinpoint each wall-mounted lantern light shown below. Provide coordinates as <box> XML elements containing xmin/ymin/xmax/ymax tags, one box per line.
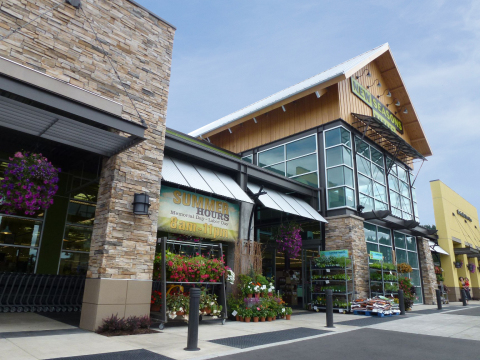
<box><xmin>377</xmin><ymin>89</ymin><xmax>392</xmax><ymax>99</ymax></box>
<box><xmin>367</xmin><ymin>79</ymin><xmax>381</xmax><ymax>89</ymax></box>
<box><xmin>386</xmin><ymin>98</ymin><xmax>401</xmax><ymax>107</ymax></box>
<box><xmin>133</xmin><ymin>193</ymin><xmax>151</xmax><ymax>215</ymax></box>
<box><xmin>355</xmin><ymin>69</ymin><xmax>371</xmax><ymax>79</ymax></box>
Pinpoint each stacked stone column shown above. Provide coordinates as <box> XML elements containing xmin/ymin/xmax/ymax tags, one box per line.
<box><xmin>417</xmin><ymin>237</ymin><xmax>438</xmax><ymax>305</ymax></box>
<box><xmin>324</xmin><ymin>215</ymin><xmax>368</xmax><ymax>298</ymax></box>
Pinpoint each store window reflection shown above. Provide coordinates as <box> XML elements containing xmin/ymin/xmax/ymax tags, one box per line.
<box><xmin>58</xmin><ymin>177</ymin><xmax>98</xmax><ymax>275</ymax></box>
<box><xmin>0</xmin><ymin>216</ymin><xmax>42</xmax><ymax>273</ymax></box>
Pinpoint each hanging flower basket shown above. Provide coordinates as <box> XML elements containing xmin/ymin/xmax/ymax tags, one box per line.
<box><xmin>276</xmin><ymin>222</ymin><xmax>303</xmax><ymax>259</ymax></box>
<box><xmin>454</xmin><ymin>261</ymin><xmax>463</xmax><ymax>269</ymax></box>
<box><xmin>0</xmin><ymin>152</ymin><xmax>60</xmax><ymax>216</ymax></box>
<box><xmin>468</xmin><ymin>263</ymin><xmax>476</xmax><ymax>273</ymax></box>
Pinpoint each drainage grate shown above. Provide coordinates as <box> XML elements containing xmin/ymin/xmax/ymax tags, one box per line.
<box><xmin>209</xmin><ymin>327</ymin><xmax>329</xmax><ymax>349</ymax></box>
<box><xmin>46</xmin><ymin>349</ymin><xmax>174</xmax><ymax>360</ymax></box>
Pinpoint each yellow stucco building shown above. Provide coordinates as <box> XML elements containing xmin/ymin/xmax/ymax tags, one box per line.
<box><xmin>431</xmin><ymin>180</ymin><xmax>480</xmax><ymax>301</ymax></box>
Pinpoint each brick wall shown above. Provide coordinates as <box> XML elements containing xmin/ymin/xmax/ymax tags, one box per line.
<box><xmin>0</xmin><ymin>0</ymin><xmax>175</xmax><ymax>279</ymax></box>
<box><xmin>325</xmin><ymin>215</ymin><xmax>369</xmax><ymax>298</ymax></box>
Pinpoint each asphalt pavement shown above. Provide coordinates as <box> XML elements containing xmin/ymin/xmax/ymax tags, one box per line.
<box><xmin>214</xmin><ymin>327</ymin><xmax>479</xmax><ymax>360</ymax></box>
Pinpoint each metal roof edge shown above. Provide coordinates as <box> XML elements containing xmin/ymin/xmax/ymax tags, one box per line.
<box><xmin>189</xmin><ymin>43</ymin><xmax>391</xmax><ymax>138</ymax></box>
<box><xmin>125</xmin><ymin>0</ymin><xmax>176</xmax><ymax>30</ymax></box>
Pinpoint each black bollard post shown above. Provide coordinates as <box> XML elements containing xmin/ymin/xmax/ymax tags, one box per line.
<box><xmin>436</xmin><ymin>289</ymin><xmax>442</xmax><ymax>310</ymax></box>
<box><xmin>185</xmin><ymin>288</ymin><xmax>201</xmax><ymax>351</ymax></box>
<box><xmin>326</xmin><ymin>289</ymin><xmax>334</xmax><ymax>328</ymax></box>
<box><xmin>398</xmin><ymin>290</ymin><xmax>406</xmax><ymax>315</ymax></box>
<box><xmin>461</xmin><ymin>289</ymin><xmax>467</xmax><ymax>306</ymax></box>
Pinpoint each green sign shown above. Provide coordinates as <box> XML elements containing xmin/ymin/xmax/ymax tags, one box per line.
<box><xmin>351</xmin><ymin>77</ymin><xmax>403</xmax><ymax>134</ymax></box>
<box><xmin>320</xmin><ymin>250</ymin><xmax>349</xmax><ymax>258</ymax></box>
<box><xmin>369</xmin><ymin>251</ymin><xmax>384</xmax><ymax>261</ymax></box>
<box><xmin>158</xmin><ymin>185</ymin><xmax>240</xmax><ymax>242</ymax></box>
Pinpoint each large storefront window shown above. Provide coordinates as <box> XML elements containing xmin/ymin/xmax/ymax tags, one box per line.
<box><xmin>394</xmin><ymin>231</ymin><xmax>422</xmax><ymax>303</ymax></box>
<box><xmin>0</xmin><ymin>160</ymin><xmax>43</xmax><ymax>273</ymax></box>
<box><xmin>355</xmin><ymin>137</ymin><xmax>388</xmax><ymax>212</ymax></box>
<box><xmin>325</xmin><ymin>127</ymin><xmax>354</xmax><ymax>209</ymax></box>
<box><xmin>58</xmin><ymin>178</ymin><xmax>98</xmax><ymax>275</ymax></box>
<box><xmin>410</xmin><ymin>172</ymin><xmax>419</xmax><ymax>222</ymax></box>
<box><xmin>364</xmin><ymin>223</ymin><xmax>393</xmax><ymax>264</ymax></box>
<box><xmin>257</xmin><ymin>134</ymin><xmax>318</xmax><ymax>187</ymax></box>
<box><xmin>0</xmin><ymin>215</ymin><xmax>42</xmax><ymax>273</ymax></box>
<box><xmin>387</xmin><ymin>159</ymin><xmax>413</xmax><ymax>220</ymax></box>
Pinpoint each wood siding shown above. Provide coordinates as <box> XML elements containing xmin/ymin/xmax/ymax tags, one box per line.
<box><xmin>209</xmin><ymin>84</ymin><xmax>340</xmax><ymax>153</ymax></box>
<box><xmin>339</xmin><ymin>60</ymin><xmax>411</xmax><ymax>145</ymax></box>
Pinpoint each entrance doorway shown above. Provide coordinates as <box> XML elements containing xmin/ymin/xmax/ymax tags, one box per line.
<box><xmin>257</xmin><ymin>218</ymin><xmax>322</xmax><ymax>309</ymax></box>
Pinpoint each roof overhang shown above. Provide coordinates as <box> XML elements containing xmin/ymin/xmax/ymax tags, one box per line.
<box><xmin>361</xmin><ymin>210</ymin><xmax>437</xmax><ymax>240</ymax></box>
<box><xmin>351</xmin><ymin>113</ymin><xmax>426</xmax><ymax>163</ymax></box>
<box><xmin>0</xmin><ymin>73</ymin><xmax>145</xmax><ymax>157</ymax></box>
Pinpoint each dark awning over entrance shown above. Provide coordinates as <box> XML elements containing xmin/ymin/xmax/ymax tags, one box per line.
<box><xmin>361</xmin><ymin>210</ymin><xmax>437</xmax><ymax>240</ymax></box>
<box><xmin>0</xmin><ymin>74</ymin><xmax>145</xmax><ymax>157</ymax></box>
<box><xmin>351</xmin><ymin>113</ymin><xmax>426</xmax><ymax>163</ymax></box>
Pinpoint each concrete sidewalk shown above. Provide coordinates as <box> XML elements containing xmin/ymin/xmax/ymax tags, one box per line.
<box><xmin>0</xmin><ymin>303</ymin><xmax>477</xmax><ymax>360</ymax></box>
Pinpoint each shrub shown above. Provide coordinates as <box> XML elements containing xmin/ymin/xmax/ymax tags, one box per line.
<box><xmin>97</xmin><ymin>314</ymin><xmax>151</xmax><ymax>334</ymax></box>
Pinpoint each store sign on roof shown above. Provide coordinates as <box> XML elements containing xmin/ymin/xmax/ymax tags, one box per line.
<box><xmin>457</xmin><ymin>210</ymin><xmax>472</xmax><ymax>222</ymax></box>
<box><xmin>351</xmin><ymin>77</ymin><xmax>404</xmax><ymax>135</ymax></box>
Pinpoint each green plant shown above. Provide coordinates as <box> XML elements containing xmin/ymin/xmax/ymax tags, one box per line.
<box><xmin>285</xmin><ymin>307</ymin><xmax>293</xmax><ymax>315</ymax></box>
<box><xmin>398</xmin><ymin>276</ymin><xmax>415</xmax><ymax>310</ymax></box>
<box><xmin>243</xmin><ymin>308</ymin><xmax>253</xmax><ymax>319</ymax></box>
<box><xmin>436</xmin><ymin>274</ymin><xmax>444</xmax><ymax>282</ymax></box>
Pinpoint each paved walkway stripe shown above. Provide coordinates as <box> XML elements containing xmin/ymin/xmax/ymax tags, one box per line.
<box><xmin>0</xmin><ymin>328</ymin><xmax>87</xmax><ymax>338</ymax></box>
<box><xmin>209</xmin><ymin>327</ymin><xmax>330</xmax><ymax>349</ymax></box>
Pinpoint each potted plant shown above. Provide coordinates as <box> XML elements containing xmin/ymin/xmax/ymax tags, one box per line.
<box><xmin>397</xmin><ymin>263</ymin><xmax>413</xmax><ymax>274</ymax></box>
<box><xmin>468</xmin><ymin>263</ymin><xmax>476</xmax><ymax>273</ymax></box>
<box><xmin>237</xmin><ymin>308</ymin><xmax>244</xmax><ymax>322</ymax></box>
<box><xmin>454</xmin><ymin>260</ymin><xmax>463</xmax><ymax>269</ymax></box>
<box><xmin>276</xmin><ymin>222</ymin><xmax>303</xmax><ymax>259</ymax></box>
<box><xmin>285</xmin><ymin>307</ymin><xmax>292</xmax><ymax>320</ymax></box>
<box><xmin>0</xmin><ymin>152</ymin><xmax>60</xmax><ymax>216</ymax></box>
<box><xmin>253</xmin><ymin>307</ymin><xmax>260</xmax><ymax>322</ymax></box>
<box><xmin>265</xmin><ymin>310</ymin><xmax>272</xmax><ymax>321</ymax></box>
<box><xmin>151</xmin><ymin>291</ymin><xmax>162</xmax><ymax>312</ymax></box>
<box><xmin>244</xmin><ymin>308</ymin><xmax>252</xmax><ymax>323</ymax></box>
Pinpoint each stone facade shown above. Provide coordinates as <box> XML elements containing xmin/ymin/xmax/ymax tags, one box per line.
<box><xmin>325</xmin><ymin>215</ymin><xmax>368</xmax><ymax>298</ymax></box>
<box><xmin>417</xmin><ymin>237</ymin><xmax>438</xmax><ymax>304</ymax></box>
<box><xmin>0</xmin><ymin>0</ymin><xmax>174</xmax><ymax>330</ymax></box>
<box><xmin>0</xmin><ymin>0</ymin><xmax>174</xmax><ymax>279</ymax></box>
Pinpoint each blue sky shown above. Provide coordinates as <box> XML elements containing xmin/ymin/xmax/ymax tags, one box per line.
<box><xmin>138</xmin><ymin>0</ymin><xmax>480</xmax><ymax>226</ymax></box>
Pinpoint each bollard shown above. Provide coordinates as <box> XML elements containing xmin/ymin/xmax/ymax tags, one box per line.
<box><xmin>436</xmin><ymin>289</ymin><xmax>442</xmax><ymax>310</ymax></box>
<box><xmin>398</xmin><ymin>290</ymin><xmax>405</xmax><ymax>315</ymax></box>
<box><xmin>185</xmin><ymin>288</ymin><xmax>201</xmax><ymax>351</ymax></box>
<box><xmin>326</xmin><ymin>289</ymin><xmax>334</xmax><ymax>328</ymax></box>
<box><xmin>461</xmin><ymin>289</ymin><xmax>467</xmax><ymax>306</ymax></box>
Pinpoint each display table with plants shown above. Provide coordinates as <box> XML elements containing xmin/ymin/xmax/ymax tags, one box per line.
<box><xmin>368</xmin><ymin>259</ymin><xmax>399</xmax><ymax>298</ymax></box>
<box><xmin>307</xmin><ymin>253</ymin><xmax>355</xmax><ymax>313</ymax></box>
<box><xmin>151</xmin><ymin>238</ymin><xmax>231</xmax><ymax>329</ymax></box>
<box><xmin>226</xmin><ymin>271</ymin><xmax>292</xmax><ymax>323</ymax></box>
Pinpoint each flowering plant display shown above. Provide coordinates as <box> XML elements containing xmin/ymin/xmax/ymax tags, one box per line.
<box><xmin>276</xmin><ymin>222</ymin><xmax>303</xmax><ymax>258</ymax></box>
<box><xmin>397</xmin><ymin>263</ymin><xmax>413</xmax><ymax>274</ymax></box>
<box><xmin>468</xmin><ymin>263</ymin><xmax>476</xmax><ymax>273</ymax></box>
<box><xmin>0</xmin><ymin>152</ymin><xmax>60</xmax><ymax>216</ymax></box>
<box><xmin>151</xmin><ymin>291</ymin><xmax>162</xmax><ymax>305</ymax></box>
<box><xmin>226</xmin><ymin>267</ymin><xmax>235</xmax><ymax>285</ymax></box>
<box><xmin>154</xmin><ymin>251</ymin><xmax>227</xmax><ymax>283</ymax></box>
<box><xmin>434</xmin><ymin>266</ymin><xmax>443</xmax><ymax>275</ymax></box>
